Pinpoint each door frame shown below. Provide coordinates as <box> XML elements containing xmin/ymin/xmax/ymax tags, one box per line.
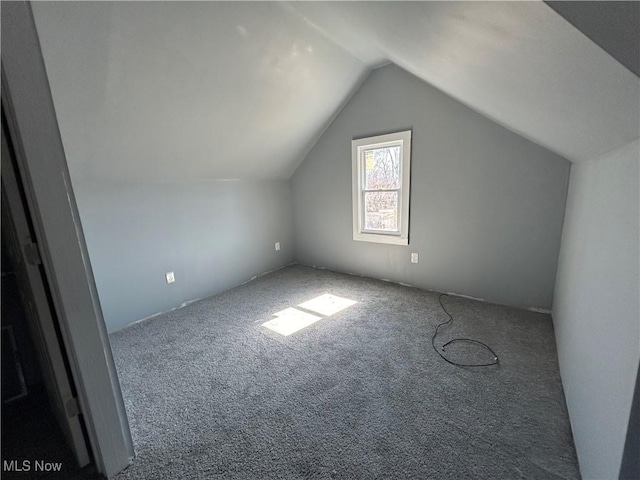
<box><xmin>2</xmin><ymin>122</ymin><xmax>91</xmax><ymax>467</ymax></box>
<box><xmin>1</xmin><ymin>2</ymin><xmax>134</xmax><ymax>477</ymax></box>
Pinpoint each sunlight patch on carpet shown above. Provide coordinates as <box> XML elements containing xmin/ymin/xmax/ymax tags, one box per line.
<box><xmin>298</xmin><ymin>294</ymin><xmax>357</xmax><ymax>316</ymax></box>
<box><xmin>262</xmin><ymin>308</ymin><xmax>322</xmax><ymax>336</ymax></box>
<box><xmin>262</xmin><ymin>294</ymin><xmax>357</xmax><ymax>336</ymax></box>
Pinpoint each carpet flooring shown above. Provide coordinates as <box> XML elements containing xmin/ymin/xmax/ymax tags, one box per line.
<box><xmin>110</xmin><ymin>265</ymin><xmax>580</xmax><ymax>479</ymax></box>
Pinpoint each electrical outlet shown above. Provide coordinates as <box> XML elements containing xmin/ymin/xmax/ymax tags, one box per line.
<box><xmin>275</xmin><ymin>242</ymin><xmax>281</xmax><ymax>251</ymax></box>
<box><xmin>165</xmin><ymin>271</ymin><xmax>175</xmax><ymax>284</ymax></box>
<box><xmin>411</xmin><ymin>253</ymin><xmax>419</xmax><ymax>264</ymax></box>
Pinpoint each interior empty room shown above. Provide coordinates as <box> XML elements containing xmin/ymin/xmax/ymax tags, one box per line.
<box><xmin>1</xmin><ymin>1</ymin><xmax>638</xmax><ymax>479</ymax></box>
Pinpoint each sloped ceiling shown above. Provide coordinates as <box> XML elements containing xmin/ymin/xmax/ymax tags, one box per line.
<box><xmin>32</xmin><ymin>1</ymin><xmax>367</xmax><ymax>182</ymax></box>
<box><xmin>32</xmin><ymin>2</ymin><xmax>639</xmax><ymax>183</ymax></box>
<box><xmin>284</xmin><ymin>1</ymin><xmax>640</xmax><ymax>163</ymax></box>
<box><xmin>546</xmin><ymin>1</ymin><xmax>639</xmax><ymax>76</ymax></box>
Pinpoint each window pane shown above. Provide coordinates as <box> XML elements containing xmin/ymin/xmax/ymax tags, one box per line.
<box><xmin>364</xmin><ymin>146</ymin><xmax>401</xmax><ymax>190</ymax></box>
<box><xmin>364</xmin><ymin>191</ymin><xmax>399</xmax><ymax>232</ymax></box>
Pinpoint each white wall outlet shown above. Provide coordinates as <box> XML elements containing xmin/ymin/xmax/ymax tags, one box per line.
<box><xmin>275</xmin><ymin>242</ymin><xmax>281</xmax><ymax>251</ymax></box>
<box><xmin>165</xmin><ymin>271</ymin><xmax>175</xmax><ymax>284</ymax></box>
<box><xmin>411</xmin><ymin>253</ymin><xmax>419</xmax><ymax>264</ymax></box>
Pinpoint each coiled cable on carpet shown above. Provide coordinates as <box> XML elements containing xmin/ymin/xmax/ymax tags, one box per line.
<box><xmin>432</xmin><ymin>293</ymin><xmax>499</xmax><ymax>367</ymax></box>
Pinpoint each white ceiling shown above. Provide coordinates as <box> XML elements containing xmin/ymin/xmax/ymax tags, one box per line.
<box><xmin>32</xmin><ymin>1</ymin><xmax>639</xmax><ymax>182</ymax></box>
<box><xmin>284</xmin><ymin>1</ymin><xmax>640</xmax><ymax>163</ymax></box>
<box><xmin>32</xmin><ymin>1</ymin><xmax>367</xmax><ymax>182</ymax></box>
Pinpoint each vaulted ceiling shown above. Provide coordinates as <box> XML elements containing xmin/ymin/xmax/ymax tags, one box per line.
<box><xmin>32</xmin><ymin>1</ymin><xmax>639</xmax><ymax>182</ymax></box>
<box><xmin>546</xmin><ymin>1</ymin><xmax>639</xmax><ymax>76</ymax></box>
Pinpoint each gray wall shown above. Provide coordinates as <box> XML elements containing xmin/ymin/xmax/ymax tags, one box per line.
<box><xmin>553</xmin><ymin>140</ymin><xmax>640</xmax><ymax>479</ymax></box>
<box><xmin>292</xmin><ymin>65</ymin><xmax>570</xmax><ymax>310</ymax></box>
<box><xmin>75</xmin><ymin>179</ymin><xmax>293</xmax><ymax>332</ymax></box>
<box><xmin>31</xmin><ymin>2</ymin><xmax>298</xmax><ymax>333</ymax></box>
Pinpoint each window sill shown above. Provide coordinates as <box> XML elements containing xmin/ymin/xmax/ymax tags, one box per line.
<box><xmin>353</xmin><ymin>233</ymin><xmax>408</xmax><ymax>246</ymax></box>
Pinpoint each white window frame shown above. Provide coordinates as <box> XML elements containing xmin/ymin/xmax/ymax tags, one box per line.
<box><xmin>352</xmin><ymin>130</ymin><xmax>411</xmax><ymax>245</ymax></box>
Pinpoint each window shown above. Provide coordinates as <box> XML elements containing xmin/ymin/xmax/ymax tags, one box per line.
<box><xmin>352</xmin><ymin>130</ymin><xmax>411</xmax><ymax>245</ymax></box>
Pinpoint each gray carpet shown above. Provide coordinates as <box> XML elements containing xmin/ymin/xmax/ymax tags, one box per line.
<box><xmin>110</xmin><ymin>265</ymin><xmax>580</xmax><ymax>479</ymax></box>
